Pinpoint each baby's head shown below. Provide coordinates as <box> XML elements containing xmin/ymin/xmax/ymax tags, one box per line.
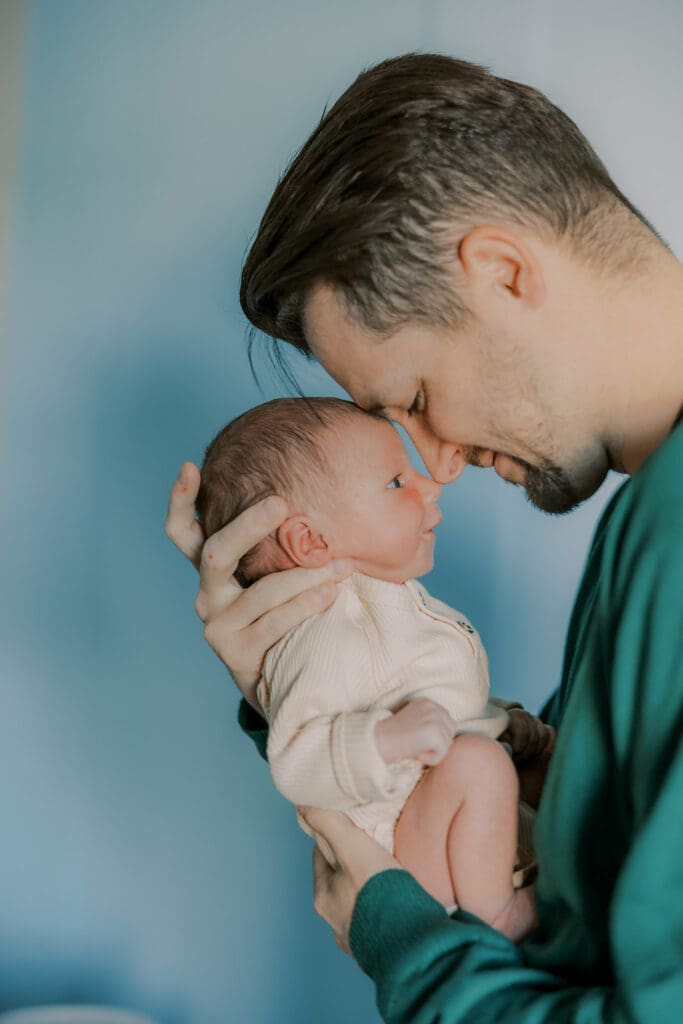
<box><xmin>197</xmin><ymin>397</ymin><xmax>441</xmax><ymax>587</ymax></box>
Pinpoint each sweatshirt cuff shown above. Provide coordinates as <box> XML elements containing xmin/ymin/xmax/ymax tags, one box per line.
<box><xmin>350</xmin><ymin>870</ymin><xmax>512</xmax><ymax>982</ymax></box>
<box><xmin>349</xmin><ymin>869</ymin><xmax>449</xmax><ymax>975</ymax></box>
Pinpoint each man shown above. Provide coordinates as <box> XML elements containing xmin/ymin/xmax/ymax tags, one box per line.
<box><xmin>166</xmin><ymin>55</ymin><xmax>683</xmax><ymax>1022</ymax></box>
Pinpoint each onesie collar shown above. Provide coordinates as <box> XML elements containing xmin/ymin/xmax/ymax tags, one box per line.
<box><xmin>341</xmin><ymin>572</ymin><xmax>423</xmax><ymax>610</ymax></box>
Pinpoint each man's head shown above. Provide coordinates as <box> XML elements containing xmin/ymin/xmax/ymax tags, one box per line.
<box><xmin>197</xmin><ymin>397</ymin><xmax>442</xmax><ymax>586</ymax></box>
<box><xmin>240</xmin><ymin>54</ymin><xmax>663</xmax><ymax>512</ymax></box>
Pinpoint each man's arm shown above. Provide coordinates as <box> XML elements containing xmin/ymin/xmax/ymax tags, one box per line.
<box><xmin>306</xmin><ymin>726</ymin><xmax>683</xmax><ymax>1024</ymax></box>
<box><xmin>304</xmin><ymin>489</ymin><xmax>683</xmax><ymax>1023</ymax></box>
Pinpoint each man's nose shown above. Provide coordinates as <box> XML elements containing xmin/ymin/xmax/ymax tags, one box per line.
<box><xmin>404</xmin><ymin>421</ymin><xmax>467</xmax><ymax>484</ymax></box>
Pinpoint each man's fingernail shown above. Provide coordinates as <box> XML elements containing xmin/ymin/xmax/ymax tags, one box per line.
<box><xmin>177</xmin><ymin>465</ymin><xmax>187</xmax><ymax>484</ymax></box>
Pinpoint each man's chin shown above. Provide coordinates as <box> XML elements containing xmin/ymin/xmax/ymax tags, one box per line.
<box><xmin>522</xmin><ymin>459</ymin><xmax>608</xmax><ymax>515</ymax></box>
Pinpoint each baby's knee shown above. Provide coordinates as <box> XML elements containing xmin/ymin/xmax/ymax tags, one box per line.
<box><xmin>448</xmin><ymin>733</ymin><xmax>518</xmax><ymax>798</ymax></box>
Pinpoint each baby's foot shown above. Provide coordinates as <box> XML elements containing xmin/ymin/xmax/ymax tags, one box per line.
<box><xmin>491</xmin><ymin>885</ymin><xmax>537</xmax><ymax>943</ymax></box>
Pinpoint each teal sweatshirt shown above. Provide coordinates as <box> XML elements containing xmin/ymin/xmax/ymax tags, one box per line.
<box><xmin>239</xmin><ymin>423</ymin><xmax>683</xmax><ymax>1023</ymax></box>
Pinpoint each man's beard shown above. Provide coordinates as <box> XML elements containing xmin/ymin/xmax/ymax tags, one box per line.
<box><xmin>520</xmin><ymin>458</ymin><xmax>586</xmax><ymax>515</ymax></box>
<box><xmin>465</xmin><ymin>446</ymin><xmax>608</xmax><ymax>515</ymax></box>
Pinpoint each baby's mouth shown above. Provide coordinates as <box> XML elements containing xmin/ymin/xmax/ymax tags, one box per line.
<box><xmin>423</xmin><ymin>511</ymin><xmax>442</xmax><ymax>533</ymax></box>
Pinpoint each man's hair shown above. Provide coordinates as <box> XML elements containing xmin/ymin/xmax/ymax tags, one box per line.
<box><xmin>241</xmin><ymin>52</ymin><xmax>658</xmax><ymax>355</ymax></box>
<box><xmin>197</xmin><ymin>396</ymin><xmax>371</xmax><ymax>586</ymax></box>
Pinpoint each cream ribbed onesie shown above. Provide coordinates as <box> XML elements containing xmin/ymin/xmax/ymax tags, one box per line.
<box><xmin>256</xmin><ymin>573</ymin><xmax>512</xmax><ymax>853</ymax></box>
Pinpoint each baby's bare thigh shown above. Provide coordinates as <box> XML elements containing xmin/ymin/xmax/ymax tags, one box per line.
<box><xmin>394</xmin><ymin>734</ymin><xmax>495</xmax><ymax>903</ymax></box>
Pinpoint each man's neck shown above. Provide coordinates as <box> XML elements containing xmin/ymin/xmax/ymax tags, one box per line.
<box><xmin>597</xmin><ymin>248</ymin><xmax>683</xmax><ymax>474</ymax></box>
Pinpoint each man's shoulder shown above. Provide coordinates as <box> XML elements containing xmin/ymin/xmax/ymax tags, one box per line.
<box><xmin>603</xmin><ymin>425</ymin><xmax>683</xmax><ymax>548</ymax></box>
<box><xmin>597</xmin><ymin>425</ymin><xmax>683</xmax><ymax>618</ymax></box>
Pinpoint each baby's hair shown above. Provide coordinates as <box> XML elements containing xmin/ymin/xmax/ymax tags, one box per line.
<box><xmin>197</xmin><ymin>396</ymin><xmax>375</xmax><ymax>586</ymax></box>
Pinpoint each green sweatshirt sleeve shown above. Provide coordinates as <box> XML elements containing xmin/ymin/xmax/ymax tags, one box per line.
<box><xmin>351</xmin><ymin>872</ymin><xmax>612</xmax><ymax>1022</ymax></box>
<box><xmin>349</xmin><ymin>458</ymin><xmax>683</xmax><ymax>1023</ymax></box>
<box><xmin>237</xmin><ymin>697</ymin><xmax>269</xmax><ymax>761</ymax></box>
<box><xmin>351</xmin><ymin>693</ymin><xmax>683</xmax><ymax>1023</ymax></box>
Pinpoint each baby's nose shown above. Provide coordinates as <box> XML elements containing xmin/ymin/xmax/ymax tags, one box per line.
<box><xmin>419</xmin><ymin>474</ymin><xmax>441</xmax><ymax>501</ymax></box>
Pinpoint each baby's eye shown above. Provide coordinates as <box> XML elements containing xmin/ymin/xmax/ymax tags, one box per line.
<box><xmin>388</xmin><ymin>476</ymin><xmax>404</xmax><ymax>489</ymax></box>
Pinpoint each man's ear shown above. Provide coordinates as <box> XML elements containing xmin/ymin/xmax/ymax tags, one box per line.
<box><xmin>277</xmin><ymin>516</ymin><xmax>331</xmax><ymax>568</ymax></box>
<box><xmin>458</xmin><ymin>225</ymin><xmax>546</xmax><ymax>312</ymax></box>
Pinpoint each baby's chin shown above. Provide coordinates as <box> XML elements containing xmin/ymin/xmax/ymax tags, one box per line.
<box><xmin>354</xmin><ymin>555</ymin><xmax>435</xmax><ymax>585</ymax></box>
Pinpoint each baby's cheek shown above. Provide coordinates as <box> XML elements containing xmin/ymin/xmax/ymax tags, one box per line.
<box><xmin>404</xmin><ymin>484</ymin><xmax>427</xmax><ymax>508</ymax></box>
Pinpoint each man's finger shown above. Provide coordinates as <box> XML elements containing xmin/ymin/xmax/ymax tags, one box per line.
<box><xmin>307</xmin><ymin>815</ymin><xmax>398</xmax><ymax>958</ymax></box>
<box><xmin>196</xmin><ymin>496</ymin><xmax>291</xmax><ymax>619</ymax></box>
<box><xmin>304</xmin><ymin>806</ymin><xmax>356</xmax><ymax>865</ymax></box>
<box><xmin>201</xmin><ymin>567</ymin><xmax>351</xmax><ymax>668</ymax></box>
<box><xmin>199</xmin><ymin>494</ymin><xmax>289</xmax><ymax>577</ymax></box>
<box><xmin>165</xmin><ymin>462</ymin><xmax>205</xmax><ymax>567</ymax></box>
<box><xmin>302</xmin><ymin>805</ymin><xmax>395</xmax><ymax>876</ymax></box>
<box><xmin>312</xmin><ymin>846</ymin><xmax>349</xmax><ymax>948</ymax></box>
<box><xmin>232</xmin><ymin>560</ymin><xmax>352</xmax><ymax>631</ymax></box>
<box><xmin>312</xmin><ymin>843</ymin><xmax>336</xmax><ymax>890</ymax></box>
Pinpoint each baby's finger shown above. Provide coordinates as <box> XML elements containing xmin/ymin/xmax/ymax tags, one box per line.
<box><xmin>165</xmin><ymin>463</ymin><xmax>204</xmax><ymax>568</ymax></box>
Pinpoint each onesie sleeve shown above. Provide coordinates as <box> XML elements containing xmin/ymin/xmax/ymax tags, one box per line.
<box><xmin>263</xmin><ymin>597</ymin><xmax>421</xmax><ymax>809</ymax></box>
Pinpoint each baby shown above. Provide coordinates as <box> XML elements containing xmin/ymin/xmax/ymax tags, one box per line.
<box><xmin>197</xmin><ymin>397</ymin><xmax>554</xmax><ymax>941</ymax></box>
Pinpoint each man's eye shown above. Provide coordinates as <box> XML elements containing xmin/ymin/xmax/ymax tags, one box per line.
<box><xmin>388</xmin><ymin>476</ymin><xmax>404</xmax><ymax>489</ymax></box>
<box><xmin>406</xmin><ymin>390</ymin><xmax>423</xmax><ymax>418</ymax></box>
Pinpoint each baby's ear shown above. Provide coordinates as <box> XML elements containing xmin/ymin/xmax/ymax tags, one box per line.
<box><xmin>277</xmin><ymin>516</ymin><xmax>331</xmax><ymax>568</ymax></box>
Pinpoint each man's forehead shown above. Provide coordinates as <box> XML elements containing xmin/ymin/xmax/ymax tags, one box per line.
<box><xmin>304</xmin><ymin>286</ymin><xmax>410</xmax><ymax>411</ymax></box>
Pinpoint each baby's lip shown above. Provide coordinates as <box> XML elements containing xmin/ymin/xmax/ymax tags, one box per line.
<box><xmin>424</xmin><ymin>511</ymin><xmax>442</xmax><ymax>532</ymax></box>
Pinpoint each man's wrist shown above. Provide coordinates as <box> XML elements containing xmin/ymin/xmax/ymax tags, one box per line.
<box><xmin>349</xmin><ymin>869</ymin><xmax>448</xmax><ymax>975</ymax></box>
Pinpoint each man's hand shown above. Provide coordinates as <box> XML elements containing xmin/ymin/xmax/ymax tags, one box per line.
<box><xmin>165</xmin><ymin>462</ymin><xmax>352</xmax><ymax>708</ymax></box>
<box><xmin>300</xmin><ymin>806</ymin><xmax>399</xmax><ymax>956</ymax></box>
<box><xmin>500</xmin><ymin>708</ymin><xmax>555</xmax><ymax>765</ymax></box>
<box><xmin>375</xmin><ymin>699</ymin><xmax>456</xmax><ymax>766</ymax></box>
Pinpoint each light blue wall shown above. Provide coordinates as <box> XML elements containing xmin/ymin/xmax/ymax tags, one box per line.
<box><xmin>2</xmin><ymin>1</ymin><xmax>682</xmax><ymax>1021</ymax></box>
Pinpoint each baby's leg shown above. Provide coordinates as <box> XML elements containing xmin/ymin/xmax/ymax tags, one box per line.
<box><xmin>394</xmin><ymin>733</ymin><xmax>537</xmax><ymax>942</ymax></box>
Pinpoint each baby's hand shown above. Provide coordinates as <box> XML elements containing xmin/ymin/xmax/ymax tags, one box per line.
<box><xmin>375</xmin><ymin>699</ymin><xmax>456</xmax><ymax>766</ymax></box>
<box><xmin>501</xmin><ymin>708</ymin><xmax>555</xmax><ymax>765</ymax></box>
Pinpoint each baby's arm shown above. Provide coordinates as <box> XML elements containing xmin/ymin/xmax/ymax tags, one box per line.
<box><xmin>268</xmin><ymin>702</ymin><xmax>404</xmax><ymax>809</ymax></box>
<box><xmin>374</xmin><ymin>698</ymin><xmax>456</xmax><ymax>766</ymax></box>
<box><xmin>264</xmin><ymin>608</ymin><xmax>436</xmax><ymax>810</ymax></box>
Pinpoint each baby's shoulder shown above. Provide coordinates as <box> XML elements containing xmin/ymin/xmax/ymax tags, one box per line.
<box><xmin>263</xmin><ymin>581</ymin><xmax>372</xmax><ymax>677</ymax></box>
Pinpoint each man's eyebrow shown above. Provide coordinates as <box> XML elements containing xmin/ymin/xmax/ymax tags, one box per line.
<box><xmin>365</xmin><ymin>399</ymin><xmax>390</xmax><ymax>419</ymax></box>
